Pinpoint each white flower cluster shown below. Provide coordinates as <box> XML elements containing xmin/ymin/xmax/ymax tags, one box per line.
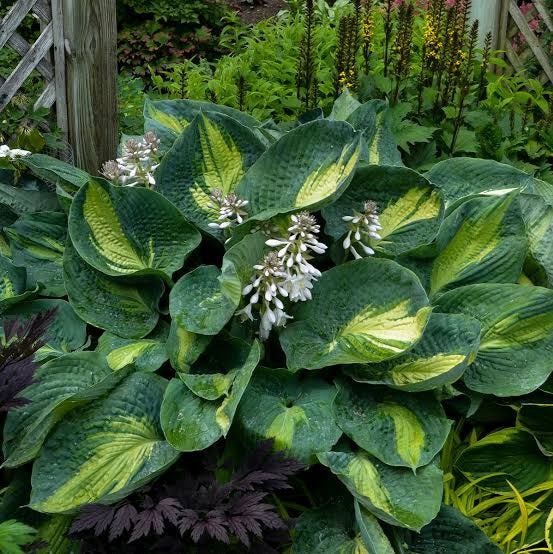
<box><xmin>101</xmin><ymin>132</ymin><xmax>160</xmax><ymax>188</ymax></box>
<box><xmin>342</xmin><ymin>200</ymin><xmax>382</xmax><ymax>259</ymax></box>
<box><xmin>0</xmin><ymin>145</ymin><xmax>31</xmax><ymax>159</ymax></box>
<box><xmin>207</xmin><ymin>189</ymin><xmax>249</xmax><ymax>231</ymax></box>
<box><xmin>238</xmin><ymin>212</ymin><xmax>327</xmax><ymax>339</ymax></box>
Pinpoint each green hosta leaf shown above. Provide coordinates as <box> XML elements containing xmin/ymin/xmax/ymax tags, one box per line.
<box><xmin>170</xmin><ymin>265</ymin><xmax>240</xmax><ymax>336</ymax></box>
<box><xmin>160</xmin><ymin>339</ymin><xmax>260</xmax><ymax>451</ymax></box>
<box><xmin>178</xmin><ymin>334</ymin><xmax>256</xmax><ymax>400</ymax></box>
<box><xmin>0</xmin><ymin>183</ymin><xmax>59</xmax><ymax>215</ymax></box>
<box><xmin>1</xmin><ymin>299</ymin><xmax>86</xmax><ymax>360</ymax></box>
<box><xmin>333</xmin><ymin>379</ymin><xmax>451</xmax><ymax>470</ymax></box>
<box><xmin>5</xmin><ymin>212</ymin><xmax>67</xmax><ymax>297</ymax></box>
<box><xmin>3</xmin><ymin>352</ymin><xmax>128</xmax><ymax>468</ymax></box>
<box><xmin>96</xmin><ymin>321</ymin><xmax>169</xmax><ymax>372</ymax></box>
<box><xmin>426</xmin><ymin>157</ymin><xmax>535</xmax><ymax>210</ymax></box>
<box><xmin>236</xmin><ymin>368</ymin><xmax>342</xmax><ymax>464</ymax></box>
<box><xmin>317</xmin><ymin>449</ymin><xmax>442</xmax><ymax>531</ymax></box>
<box><xmin>69</xmin><ymin>179</ymin><xmax>201</xmax><ymax>279</ymax></box>
<box><xmin>519</xmin><ymin>190</ymin><xmax>553</xmax><ymax>288</ymax></box>
<box><xmin>166</xmin><ymin>319</ymin><xmax>212</xmax><ymax>373</ymax></box>
<box><xmin>63</xmin><ymin>242</ymin><xmax>164</xmax><ymax>339</ymax></box>
<box><xmin>346</xmin><ymin>100</ymin><xmax>403</xmax><ymax>166</ymax></box>
<box><xmin>30</xmin><ymin>372</ymin><xmax>179</xmax><ymax>513</ymax></box>
<box><xmin>21</xmin><ymin>154</ymin><xmax>91</xmax><ymax>190</ymax></box>
<box><xmin>0</xmin><ymin>255</ymin><xmax>35</xmax><ymax>313</ymax></box>
<box><xmin>345</xmin><ymin>313</ymin><xmax>481</xmax><ymax>392</ymax></box>
<box><xmin>355</xmin><ymin>501</ymin><xmax>394</xmax><ymax>554</ymax></box>
<box><xmin>517</xmin><ymin>404</ymin><xmax>553</xmax><ymax>456</ymax></box>
<box><xmin>322</xmin><ymin>165</ymin><xmax>443</xmax><ymax>257</ymax></box>
<box><xmin>330</xmin><ymin>89</ymin><xmax>362</xmax><ymax>121</ymax></box>
<box><xmin>407</xmin><ymin>505</ymin><xmax>502</xmax><ymax>553</ymax></box>
<box><xmin>155</xmin><ymin>111</ymin><xmax>265</xmax><ymax>238</ymax></box>
<box><xmin>236</xmin><ymin>120</ymin><xmax>361</xmax><ymax>220</ymax></box>
<box><xmin>456</xmin><ymin>428</ymin><xmax>553</xmax><ymax>492</ymax></box>
<box><xmin>291</xmin><ymin>502</ymin><xmax>369</xmax><ymax>554</ymax></box>
<box><xmin>280</xmin><ymin>258</ymin><xmax>431</xmax><ymax>370</ymax></box>
<box><xmin>429</xmin><ymin>192</ymin><xmax>526</xmax><ymax>297</ymax></box>
<box><xmin>435</xmin><ymin>284</ymin><xmax>553</xmax><ymax>396</ymax></box>
<box><xmin>144</xmin><ymin>97</ymin><xmax>261</xmax><ymax>150</ymax></box>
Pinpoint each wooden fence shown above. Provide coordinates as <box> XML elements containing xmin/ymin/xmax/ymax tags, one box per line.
<box><xmin>0</xmin><ymin>0</ymin><xmax>117</xmax><ymax>173</ymax></box>
<box><xmin>498</xmin><ymin>0</ymin><xmax>553</xmax><ymax>85</ymax></box>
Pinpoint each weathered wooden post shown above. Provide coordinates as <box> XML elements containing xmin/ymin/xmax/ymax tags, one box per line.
<box><xmin>470</xmin><ymin>0</ymin><xmax>501</xmax><ymax>49</ymax></box>
<box><xmin>62</xmin><ymin>0</ymin><xmax>118</xmax><ymax>174</ymax></box>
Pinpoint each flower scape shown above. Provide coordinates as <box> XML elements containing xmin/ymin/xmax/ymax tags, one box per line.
<box><xmin>1</xmin><ymin>90</ymin><xmax>553</xmax><ymax>553</ymax></box>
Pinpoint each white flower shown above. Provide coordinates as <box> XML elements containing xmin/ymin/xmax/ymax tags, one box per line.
<box><xmin>207</xmin><ymin>189</ymin><xmax>249</xmax><ymax>231</ymax></box>
<box><xmin>0</xmin><ymin>145</ymin><xmax>31</xmax><ymax>159</ymax></box>
<box><xmin>101</xmin><ymin>132</ymin><xmax>160</xmax><ymax>188</ymax></box>
<box><xmin>342</xmin><ymin>200</ymin><xmax>382</xmax><ymax>259</ymax></box>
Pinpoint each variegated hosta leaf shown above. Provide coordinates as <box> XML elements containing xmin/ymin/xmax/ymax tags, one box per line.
<box><xmin>155</xmin><ymin>111</ymin><xmax>265</xmax><ymax>238</ymax></box>
<box><xmin>317</xmin><ymin>449</ymin><xmax>442</xmax><ymax>531</ymax></box>
<box><xmin>63</xmin><ymin>242</ymin><xmax>164</xmax><ymax>339</ymax></box>
<box><xmin>426</xmin><ymin>157</ymin><xmax>536</xmax><ymax>211</ymax></box>
<box><xmin>345</xmin><ymin>313</ymin><xmax>481</xmax><ymax>392</ymax></box>
<box><xmin>1</xmin><ymin>299</ymin><xmax>87</xmax><ymax>361</ymax></box>
<box><xmin>519</xmin><ymin>191</ymin><xmax>553</xmax><ymax>288</ymax></box>
<box><xmin>333</xmin><ymin>379</ymin><xmax>451</xmax><ymax>470</ymax></box>
<box><xmin>0</xmin><ymin>255</ymin><xmax>36</xmax><ymax>313</ymax></box>
<box><xmin>346</xmin><ymin>99</ymin><xmax>403</xmax><ymax>166</ymax></box>
<box><xmin>280</xmin><ymin>258</ymin><xmax>431</xmax><ymax>370</ymax></box>
<box><xmin>95</xmin><ymin>321</ymin><xmax>169</xmax><ymax>372</ymax></box>
<box><xmin>322</xmin><ymin>165</ymin><xmax>443</xmax><ymax>257</ymax></box>
<box><xmin>170</xmin><ymin>265</ymin><xmax>241</xmax><ymax>336</ymax></box>
<box><xmin>329</xmin><ymin>89</ymin><xmax>362</xmax><ymax>121</ymax></box>
<box><xmin>3</xmin><ymin>352</ymin><xmax>128</xmax><ymax>468</ymax></box>
<box><xmin>166</xmin><ymin>319</ymin><xmax>212</xmax><ymax>374</ymax></box>
<box><xmin>236</xmin><ymin>120</ymin><xmax>362</xmax><ymax>221</ymax></box>
<box><xmin>435</xmin><ymin>284</ymin><xmax>553</xmax><ymax>396</ymax></box>
<box><xmin>178</xmin><ymin>334</ymin><xmax>256</xmax><ymax>401</ymax></box>
<box><xmin>429</xmin><ymin>192</ymin><xmax>526</xmax><ymax>297</ymax></box>
<box><xmin>355</xmin><ymin>501</ymin><xmax>394</xmax><ymax>554</ymax></box>
<box><xmin>30</xmin><ymin>372</ymin><xmax>179</xmax><ymax>513</ymax></box>
<box><xmin>35</xmin><ymin>515</ymin><xmax>74</xmax><ymax>554</ymax></box>
<box><xmin>517</xmin><ymin>404</ymin><xmax>553</xmax><ymax>456</ymax></box>
<box><xmin>236</xmin><ymin>368</ymin><xmax>342</xmax><ymax>464</ymax></box>
<box><xmin>291</xmin><ymin>502</ymin><xmax>370</xmax><ymax>554</ymax></box>
<box><xmin>456</xmin><ymin>428</ymin><xmax>553</xmax><ymax>493</ymax></box>
<box><xmin>5</xmin><ymin>212</ymin><xmax>67</xmax><ymax>297</ymax></box>
<box><xmin>144</xmin><ymin>97</ymin><xmax>261</xmax><ymax>151</ymax></box>
<box><xmin>160</xmin><ymin>339</ymin><xmax>260</xmax><ymax>451</ymax></box>
<box><xmin>407</xmin><ymin>505</ymin><xmax>502</xmax><ymax>554</ymax></box>
<box><xmin>69</xmin><ymin>179</ymin><xmax>201</xmax><ymax>279</ymax></box>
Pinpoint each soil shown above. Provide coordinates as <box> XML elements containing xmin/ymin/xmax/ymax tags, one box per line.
<box><xmin>226</xmin><ymin>0</ymin><xmax>289</xmax><ymax>25</ymax></box>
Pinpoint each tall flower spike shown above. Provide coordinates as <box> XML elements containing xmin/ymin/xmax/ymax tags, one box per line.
<box><xmin>342</xmin><ymin>200</ymin><xmax>382</xmax><ymax>259</ymax></box>
<box><xmin>207</xmin><ymin>189</ymin><xmax>249</xmax><ymax>231</ymax></box>
<box><xmin>237</xmin><ymin>252</ymin><xmax>292</xmax><ymax>340</ymax></box>
<box><xmin>265</xmin><ymin>212</ymin><xmax>327</xmax><ymax>302</ymax></box>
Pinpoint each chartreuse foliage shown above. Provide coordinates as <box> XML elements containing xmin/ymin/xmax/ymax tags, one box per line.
<box><xmin>2</xmin><ymin>93</ymin><xmax>553</xmax><ymax>552</ymax></box>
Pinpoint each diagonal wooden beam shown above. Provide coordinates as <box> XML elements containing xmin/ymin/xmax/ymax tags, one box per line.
<box><xmin>509</xmin><ymin>0</ymin><xmax>553</xmax><ymax>84</ymax></box>
<box><xmin>32</xmin><ymin>0</ymin><xmax>52</xmax><ymax>23</ymax></box>
<box><xmin>7</xmin><ymin>31</ymin><xmax>54</xmax><ymax>81</ymax></box>
<box><xmin>0</xmin><ymin>22</ymin><xmax>53</xmax><ymax>112</ymax></box>
<box><xmin>533</xmin><ymin>0</ymin><xmax>553</xmax><ymax>33</ymax></box>
<box><xmin>34</xmin><ymin>79</ymin><xmax>56</xmax><ymax>110</ymax></box>
<box><xmin>0</xmin><ymin>0</ymin><xmax>38</xmax><ymax>49</ymax></box>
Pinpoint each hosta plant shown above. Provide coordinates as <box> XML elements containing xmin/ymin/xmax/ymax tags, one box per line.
<box><xmin>2</xmin><ymin>91</ymin><xmax>553</xmax><ymax>552</ymax></box>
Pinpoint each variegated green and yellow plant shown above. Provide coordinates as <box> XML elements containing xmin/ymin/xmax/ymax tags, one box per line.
<box><xmin>2</xmin><ymin>91</ymin><xmax>553</xmax><ymax>552</ymax></box>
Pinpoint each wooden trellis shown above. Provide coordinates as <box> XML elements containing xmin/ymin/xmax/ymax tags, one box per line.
<box><xmin>0</xmin><ymin>0</ymin><xmax>67</xmax><ymax>133</ymax></box>
<box><xmin>498</xmin><ymin>0</ymin><xmax>553</xmax><ymax>85</ymax></box>
<box><xmin>0</xmin><ymin>0</ymin><xmax>117</xmax><ymax>173</ymax></box>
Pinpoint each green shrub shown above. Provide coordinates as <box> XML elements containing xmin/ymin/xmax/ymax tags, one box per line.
<box><xmin>2</xmin><ymin>93</ymin><xmax>553</xmax><ymax>552</ymax></box>
<box><xmin>118</xmin><ymin>0</ymin><xmax>229</xmax><ymax>25</ymax></box>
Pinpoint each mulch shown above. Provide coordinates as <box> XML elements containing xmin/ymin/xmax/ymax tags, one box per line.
<box><xmin>226</xmin><ymin>0</ymin><xmax>289</xmax><ymax>25</ymax></box>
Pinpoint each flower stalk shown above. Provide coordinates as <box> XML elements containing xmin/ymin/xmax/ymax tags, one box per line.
<box><xmin>342</xmin><ymin>200</ymin><xmax>382</xmax><ymax>259</ymax></box>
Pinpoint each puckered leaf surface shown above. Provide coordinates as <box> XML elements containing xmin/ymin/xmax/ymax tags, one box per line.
<box><xmin>280</xmin><ymin>258</ymin><xmax>431</xmax><ymax>370</ymax></box>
